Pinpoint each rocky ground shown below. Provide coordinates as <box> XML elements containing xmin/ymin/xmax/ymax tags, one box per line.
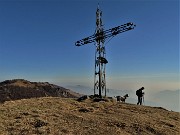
<box><xmin>0</xmin><ymin>97</ymin><xmax>179</xmax><ymax>135</ymax></box>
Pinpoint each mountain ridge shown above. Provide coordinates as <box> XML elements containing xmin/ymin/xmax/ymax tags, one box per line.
<box><xmin>0</xmin><ymin>79</ymin><xmax>82</xmax><ymax>103</ymax></box>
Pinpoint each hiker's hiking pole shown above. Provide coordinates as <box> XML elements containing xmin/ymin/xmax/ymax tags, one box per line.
<box><xmin>143</xmin><ymin>94</ymin><xmax>145</xmax><ymax>105</ymax></box>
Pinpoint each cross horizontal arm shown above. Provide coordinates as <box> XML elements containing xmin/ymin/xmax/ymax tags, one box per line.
<box><xmin>75</xmin><ymin>22</ymin><xmax>136</xmax><ymax>46</ymax></box>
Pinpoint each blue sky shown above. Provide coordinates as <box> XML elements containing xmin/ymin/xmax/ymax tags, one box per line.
<box><xmin>0</xmin><ymin>0</ymin><xmax>179</xmax><ymax>94</ymax></box>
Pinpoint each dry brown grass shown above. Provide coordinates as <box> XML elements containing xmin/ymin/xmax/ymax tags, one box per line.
<box><xmin>8</xmin><ymin>80</ymin><xmax>35</xmax><ymax>88</ymax></box>
<box><xmin>0</xmin><ymin>97</ymin><xmax>179</xmax><ymax>135</ymax></box>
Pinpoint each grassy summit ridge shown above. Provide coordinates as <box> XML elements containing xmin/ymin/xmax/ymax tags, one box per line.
<box><xmin>0</xmin><ymin>97</ymin><xmax>179</xmax><ymax>135</ymax></box>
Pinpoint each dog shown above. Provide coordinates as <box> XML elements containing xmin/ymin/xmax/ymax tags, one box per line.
<box><xmin>115</xmin><ymin>94</ymin><xmax>129</xmax><ymax>103</ymax></box>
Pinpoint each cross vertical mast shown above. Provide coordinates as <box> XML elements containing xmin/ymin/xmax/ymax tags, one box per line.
<box><xmin>94</xmin><ymin>5</ymin><xmax>107</xmax><ymax>97</ymax></box>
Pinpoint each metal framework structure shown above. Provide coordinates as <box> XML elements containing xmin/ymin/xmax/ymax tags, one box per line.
<box><xmin>75</xmin><ymin>5</ymin><xmax>136</xmax><ymax>97</ymax></box>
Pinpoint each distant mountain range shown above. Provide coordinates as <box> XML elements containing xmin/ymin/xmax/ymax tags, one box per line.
<box><xmin>0</xmin><ymin>79</ymin><xmax>82</xmax><ymax>103</ymax></box>
<box><xmin>149</xmin><ymin>90</ymin><xmax>180</xmax><ymax>112</ymax></box>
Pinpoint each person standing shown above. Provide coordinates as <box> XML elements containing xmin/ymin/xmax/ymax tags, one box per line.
<box><xmin>136</xmin><ymin>87</ymin><xmax>145</xmax><ymax>105</ymax></box>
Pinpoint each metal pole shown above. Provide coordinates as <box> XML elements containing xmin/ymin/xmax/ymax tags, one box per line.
<box><xmin>98</xmin><ymin>41</ymin><xmax>102</xmax><ymax>97</ymax></box>
<box><xmin>143</xmin><ymin>95</ymin><xmax>145</xmax><ymax>105</ymax></box>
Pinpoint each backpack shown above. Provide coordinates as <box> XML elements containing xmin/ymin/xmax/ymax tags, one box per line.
<box><xmin>136</xmin><ymin>90</ymin><xmax>140</xmax><ymax>96</ymax></box>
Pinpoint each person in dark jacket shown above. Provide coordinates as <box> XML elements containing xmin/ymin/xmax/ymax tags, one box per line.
<box><xmin>136</xmin><ymin>87</ymin><xmax>145</xmax><ymax>105</ymax></box>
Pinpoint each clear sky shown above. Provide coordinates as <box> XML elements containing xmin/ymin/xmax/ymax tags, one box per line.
<box><xmin>0</xmin><ymin>0</ymin><xmax>179</xmax><ymax>94</ymax></box>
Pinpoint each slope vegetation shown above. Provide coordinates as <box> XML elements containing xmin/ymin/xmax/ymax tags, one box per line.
<box><xmin>0</xmin><ymin>79</ymin><xmax>81</xmax><ymax>103</ymax></box>
<box><xmin>0</xmin><ymin>97</ymin><xmax>179</xmax><ymax>135</ymax></box>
